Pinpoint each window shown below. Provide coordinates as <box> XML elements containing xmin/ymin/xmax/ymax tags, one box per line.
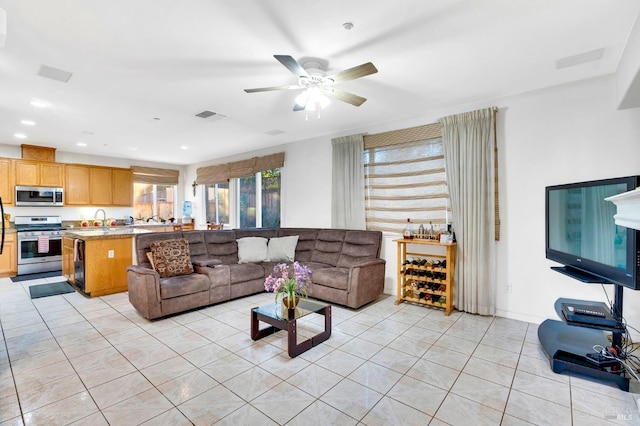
<box><xmin>205</xmin><ymin>182</ymin><xmax>230</xmax><ymax>225</ymax></box>
<box><xmin>364</xmin><ymin>138</ymin><xmax>448</xmax><ymax>234</ymax></box>
<box><xmin>133</xmin><ymin>183</ymin><xmax>176</xmax><ymax>221</ymax></box>
<box><xmin>205</xmin><ymin>168</ymin><xmax>281</xmax><ymax>228</ymax></box>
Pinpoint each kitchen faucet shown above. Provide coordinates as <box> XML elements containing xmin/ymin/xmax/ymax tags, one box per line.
<box><xmin>94</xmin><ymin>209</ymin><xmax>108</xmax><ymax>231</ymax></box>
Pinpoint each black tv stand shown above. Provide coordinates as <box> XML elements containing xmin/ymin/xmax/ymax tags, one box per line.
<box><xmin>538</xmin><ymin>282</ymin><xmax>629</xmax><ymax>391</ymax></box>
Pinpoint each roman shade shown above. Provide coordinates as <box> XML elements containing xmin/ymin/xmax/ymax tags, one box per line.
<box><xmin>132</xmin><ymin>166</ymin><xmax>179</xmax><ymax>185</ymax></box>
<box><xmin>197</xmin><ymin>152</ymin><xmax>284</xmax><ymax>185</ymax></box>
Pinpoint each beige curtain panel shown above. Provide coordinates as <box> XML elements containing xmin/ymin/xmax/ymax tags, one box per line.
<box><xmin>197</xmin><ymin>152</ymin><xmax>284</xmax><ymax>185</ymax></box>
<box><xmin>132</xmin><ymin>166</ymin><xmax>179</xmax><ymax>185</ymax></box>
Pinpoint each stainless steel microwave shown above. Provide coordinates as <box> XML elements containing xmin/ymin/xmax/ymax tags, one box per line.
<box><xmin>15</xmin><ymin>186</ymin><xmax>64</xmax><ymax>207</ymax></box>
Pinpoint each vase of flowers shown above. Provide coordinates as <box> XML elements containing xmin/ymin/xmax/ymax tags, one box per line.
<box><xmin>264</xmin><ymin>262</ymin><xmax>312</xmax><ymax>318</ymax></box>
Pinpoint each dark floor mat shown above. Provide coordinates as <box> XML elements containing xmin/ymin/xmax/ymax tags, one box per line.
<box><xmin>11</xmin><ymin>271</ymin><xmax>63</xmax><ymax>282</ymax></box>
<box><xmin>28</xmin><ymin>281</ymin><xmax>75</xmax><ymax>299</ymax></box>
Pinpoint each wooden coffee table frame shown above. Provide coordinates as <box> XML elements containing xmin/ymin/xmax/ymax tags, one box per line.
<box><xmin>251</xmin><ymin>302</ymin><xmax>332</xmax><ymax>357</ymax></box>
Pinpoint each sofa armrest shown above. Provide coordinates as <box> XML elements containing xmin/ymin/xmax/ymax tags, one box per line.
<box><xmin>193</xmin><ymin>258</ymin><xmax>222</xmax><ymax>267</ymax></box>
<box><xmin>345</xmin><ymin>259</ymin><xmax>386</xmax><ymax>309</ymax></box>
<box><xmin>127</xmin><ymin>265</ymin><xmax>163</xmax><ymax>319</ymax></box>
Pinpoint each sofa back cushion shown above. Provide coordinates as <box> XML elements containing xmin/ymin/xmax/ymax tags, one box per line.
<box><xmin>234</xmin><ymin>228</ymin><xmax>278</xmax><ymax>240</ymax></box>
<box><xmin>310</xmin><ymin>230</ymin><xmax>346</xmax><ymax>267</ymax></box>
<box><xmin>337</xmin><ymin>230</ymin><xmax>382</xmax><ymax>267</ymax></box>
<box><xmin>204</xmin><ymin>230</ymin><xmax>239</xmax><ymax>264</ymax></box>
<box><xmin>279</xmin><ymin>229</ymin><xmax>317</xmax><ymax>262</ymax></box>
<box><xmin>150</xmin><ymin>238</ymin><xmax>194</xmax><ymax>278</ymax></box>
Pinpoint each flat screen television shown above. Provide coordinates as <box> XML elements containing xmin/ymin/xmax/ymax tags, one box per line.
<box><xmin>545</xmin><ymin>175</ymin><xmax>640</xmax><ymax>290</ymax></box>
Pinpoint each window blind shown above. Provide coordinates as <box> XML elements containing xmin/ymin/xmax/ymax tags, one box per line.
<box><xmin>364</xmin><ymin>137</ymin><xmax>449</xmax><ymax>234</ymax></box>
<box><xmin>132</xmin><ymin>166</ymin><xmax>179</xmax><ymax>185</ymax></box>
<box><xmin>197</xmin><ymin>152</ymin><xmax>284</xmax><ymax>185</ymax></box>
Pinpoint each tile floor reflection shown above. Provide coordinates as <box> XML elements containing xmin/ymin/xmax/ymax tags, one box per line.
<box><xmin>0</xmin><ymin>275</ymin><xmax>639</xmax><ymax>425</ymax></box>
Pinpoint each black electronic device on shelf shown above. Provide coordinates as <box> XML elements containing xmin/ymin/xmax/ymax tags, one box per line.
<box><xmin>560</xmin><ymin>302</ymin><xmax>618</xmax><ymax>328</ymax></box>
<box><xmin>539</xmin><ymin>175</ymin><xmax>640</xmax><ymax>392</ymax></box>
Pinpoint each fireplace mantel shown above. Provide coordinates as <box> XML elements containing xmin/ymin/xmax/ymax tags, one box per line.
<box><xmin>605</xmin><ymin>188</ymin><xmax>640</xmax><ymax>231</ymax></box>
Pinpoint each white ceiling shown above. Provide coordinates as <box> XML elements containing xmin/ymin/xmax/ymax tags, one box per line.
<box><xmin>0</xmin><ymin>0</ymin><xmax>638</xmax><ymax>165</ymax></box>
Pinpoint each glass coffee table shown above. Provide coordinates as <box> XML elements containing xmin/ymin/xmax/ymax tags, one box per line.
<box><xmin>251</xmin><ymin>299</ymin><xmax>332</xmax><ymax>357</ymax></box>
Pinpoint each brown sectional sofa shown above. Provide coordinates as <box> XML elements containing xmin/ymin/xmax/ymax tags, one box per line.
<box><xmin>127</xmin><ymin>228</ymin><xmax>386</xmax><ymax>319</ymax></box>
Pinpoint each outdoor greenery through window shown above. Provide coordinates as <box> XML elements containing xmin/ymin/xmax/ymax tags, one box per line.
<box><xmin>133</xmin><ymin>184</ymin><xmax>176</xmax><ymax>222</ymax></box>
<box><xmin>205</xmin><ymin>168</ymin><xmax>281</xmax><ymax>228</ymax></box>
<box><xmin>205</xmin><ymin>182</ymin><xmax>229</xmax><ymax>225</ymax></box>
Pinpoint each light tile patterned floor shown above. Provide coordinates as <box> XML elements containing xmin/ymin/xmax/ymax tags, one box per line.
<box><xmin>1</xmin><ymin>275</ymin><xmax>639</xmax><ymax>425</ymax></box>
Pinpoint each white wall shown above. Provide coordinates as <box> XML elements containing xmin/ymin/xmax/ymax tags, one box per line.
<box><xmin>494</xmin><ymin>75</ymin><xmax>640</xmax><ymax>331</ymax></box>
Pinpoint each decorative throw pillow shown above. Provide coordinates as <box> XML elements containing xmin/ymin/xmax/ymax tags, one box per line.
<box><xmin>146</xmin><ymin>252</ymin><xmax>156</xmax><ymax>270</ymax></box>
<box><xmin>150</xmin><ymin>238</ymin><xmax>194</xmax><ymax>278</ymax></box>
<box><xmin>236</xmin><ymin>237</ymin><xmax>268</xmax><ymax>263</ymax></box>
<box><xmin>267</xmin><ymin>236</ymin><xmax>299</xmax><ymax>262</ymax></box>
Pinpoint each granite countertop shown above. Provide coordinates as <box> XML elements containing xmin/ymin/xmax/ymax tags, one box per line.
<box><xmin>63</xmin><ymin>227</ymin><xmax>152</xmax><ymax>240</ymax></box>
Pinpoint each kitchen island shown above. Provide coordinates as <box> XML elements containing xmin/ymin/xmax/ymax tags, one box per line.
<box><xmin>62</xmin><ymin>228</ymin><xmax>151</xmax><ymax>297</ymax></box>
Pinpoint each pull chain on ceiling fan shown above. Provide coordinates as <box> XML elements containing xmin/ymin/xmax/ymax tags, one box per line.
<box><xmin>244</xmin><ymin>55</ymin><xmax>378</xmax><ymax>111</ymax></box>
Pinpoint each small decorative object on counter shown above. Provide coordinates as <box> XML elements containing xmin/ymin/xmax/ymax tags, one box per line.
<box><xmin>80</xmin><ymin>220</ymin><xmax>89</xmax><ymax>227</ymax></box>
<box><xmin>417</xmin><ymin>223</ymin><xmax>425</xmax><ymax>239</ymax></box>
<box><xmin>403</xmin><ymin>218</ymin><xmax>414</xmax><ymax>239</ymax></box>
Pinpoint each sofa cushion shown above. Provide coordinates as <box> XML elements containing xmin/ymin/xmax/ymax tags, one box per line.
<box><xmin>237</xmin><ymin>237</ymin><xmax>268</xmax><ymax>263</ymax></box>
<box><xmin>310</xmin><ymin>230</ymin><xmax>345</xmax><ymax>266</ymax></box>
<box><xmin>204</xmin><ymin>231</ymin><xmax>239</xmax><ymax>264</ymax></box>
<box><xmin>158</xmin><ymin>273</ymin><xmax>210</xmax><ymax>299</ymax></box>
<box><xmin>278</xmin><ymin>229</ymin><xmax>317</xmax><ymax>262</ymax></box>
<box><xmin>312</xmin><ymin>267</ymin><xmax>349</xmax><ymax>290</ymax></box>
<box><xmin>267</xmin><ymin>236</ymin><xmax>299</xmax><ymax>262</ymax></box>
<box><xmin>337</xmin><ymin>230</ymin><xmax>382</xmax><ymax>268</ymax></box>
<box><xmin>229</xmin><ymin>264</ymin><xmax>265</xmax><ymax>284</ymax></box>
<box><xmin>150</xmin><ymin>238</ymin><xmax>194</xmax><ymax>278</ymax></box>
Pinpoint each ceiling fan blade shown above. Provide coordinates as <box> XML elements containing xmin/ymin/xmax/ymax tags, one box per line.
<box><xmin>328</xmin><ymin>88</ymin><xmax>367</xmax><ymax>107</ymax></box>
<box><xmin>274</xmin><ymin>55</ymin><xmax>309</xmax><ymax>78</ymax></box>
<box><xmin>244</xmin><ymin>84</ymin><xmax>303</xmax><ymax>93</ymax></box>
<box><xmin>327</xmin><ymin>62</ymin><xmax>378</xmax><ymax>84</ymax></box>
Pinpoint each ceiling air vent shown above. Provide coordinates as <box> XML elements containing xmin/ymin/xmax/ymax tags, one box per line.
<box><xmin>38</xmin><ymin>65</ymin><xmax>73</xmax><ymax>83</ymax></box>
<box><xmin>195</xmin><ymin>110</ymin><xmax>227</xmax><ymax>121</ymax></box>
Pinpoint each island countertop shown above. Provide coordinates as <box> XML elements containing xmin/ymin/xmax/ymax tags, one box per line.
<box><xmin>63</xmin><ymin>227</ymin><xmax>152</xmax><ymax>240</ymax></box>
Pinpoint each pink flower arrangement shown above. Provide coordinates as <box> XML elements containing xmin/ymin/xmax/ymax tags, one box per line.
<box><xmin>264</xmin><ymin>261</ymin><xmax>312</xmax><ymax>305</ymax></box>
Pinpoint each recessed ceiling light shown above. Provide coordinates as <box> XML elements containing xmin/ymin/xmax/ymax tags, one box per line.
<box><xmin>14</xmin><ymin>133</ymin><xmax>27</xmax><ymax>139</ymax></box>
<box><xmin>180</xmin><ymin>146</ymin><xmax>189</xmax><ymax>150</ymax></box>
<box><xmin>77</xmin><ymin>142</ymin><xmax>87</xmax><ymax>147</ymax></box>
<box><xmin>30</xmin><ymin>99</ymin><xmax>49</xmax><ymax>108</ymax></box>
<box><xmin>21</xmin><ymin>120</ymin><xmax>36</xmax><ymax>126</ymax></box>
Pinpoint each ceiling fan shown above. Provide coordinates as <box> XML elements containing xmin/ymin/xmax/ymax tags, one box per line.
<box><xmin>244</xmin><ymin>55</ymin><xmax>378</xmax><ymax>111</ymax></box>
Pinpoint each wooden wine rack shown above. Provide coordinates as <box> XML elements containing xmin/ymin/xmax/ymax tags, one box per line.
<box><xmin>395</xmin><ymin>238</ymin><xmax>456</xmax><ymax>316</ymax></box>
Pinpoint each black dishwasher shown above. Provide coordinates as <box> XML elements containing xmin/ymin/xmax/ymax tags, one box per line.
<box><xmin>74</xmin><ymin>239</ymin><xmax>86</xmax><ymax>292</ymax></box>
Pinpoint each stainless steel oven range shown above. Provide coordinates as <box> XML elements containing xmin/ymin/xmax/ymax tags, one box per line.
<box><xmin>15</xmin><ymin>216</ymin><xmax>65</xmax><ymax>275</ymax></box>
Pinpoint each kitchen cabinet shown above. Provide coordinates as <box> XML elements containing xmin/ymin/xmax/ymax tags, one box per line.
<box><xmin>64</xmin><ymin>165</ymin><xmax>132</xmax><ymax>207</ymax></box>
<box><xmin>0</xmin><ymin>232</ymin><xmax>17</xmax><ymax>278</ymax></box>
<box><xmin>65</xmin><ymin>165</ymin><xmax>91</xmax><ymax>205</ymax></box>
<box><xmin>63</xmin><ymin>233</ymin><xmax>134</xmax><ymax>296</ymax></box>
<box><xmin>89</xmin><ymin>167</ymin><xmax>112</xmax><ymax>205</ymax></box>
<box><xmin>0</xmin><ymin>158</ymin><xmax>14</xmax><ymax>205</ymax></box>
<box><xmin>62</xmin><ymin>237</ymin><xmax>75</xmax><ymax>284</ymax></box>
<box><xmin>111</xmin><ymin>168</ymin><xmax>133</xmax><ymax>206</ymax></box>
<box><xmin>14</xmin><ymin>159</ymin><xmax>64</xmax><ymax>187</ymax></box>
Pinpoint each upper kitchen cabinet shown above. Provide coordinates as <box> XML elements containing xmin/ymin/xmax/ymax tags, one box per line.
<box><xmin>65</xmin><ymin>164</ymin><xmax>90</xmax><ymax>205</ymax></box>
<box><xmin>0</xmin><ymin>158</ymin><xmax>15</xmax><ymax>205</ymax></box>
<box><xmin>14</xmin><ymin>160</ymin><xmax>64</xmax><ymax>187</ymax></box>
<box><xmin>111</xmin><ymin>168</ymin><xmax>133</xmax><ymax>206</ymax></box>
<box><xmin>65</xmin><ymin>165</ymin><xmax>133</xmax><ymax>207</ymax></box>
<box><xmin>89</xmin><ymin>167</ymin><xmax>112</xmax><ymax>205</ymax></box>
